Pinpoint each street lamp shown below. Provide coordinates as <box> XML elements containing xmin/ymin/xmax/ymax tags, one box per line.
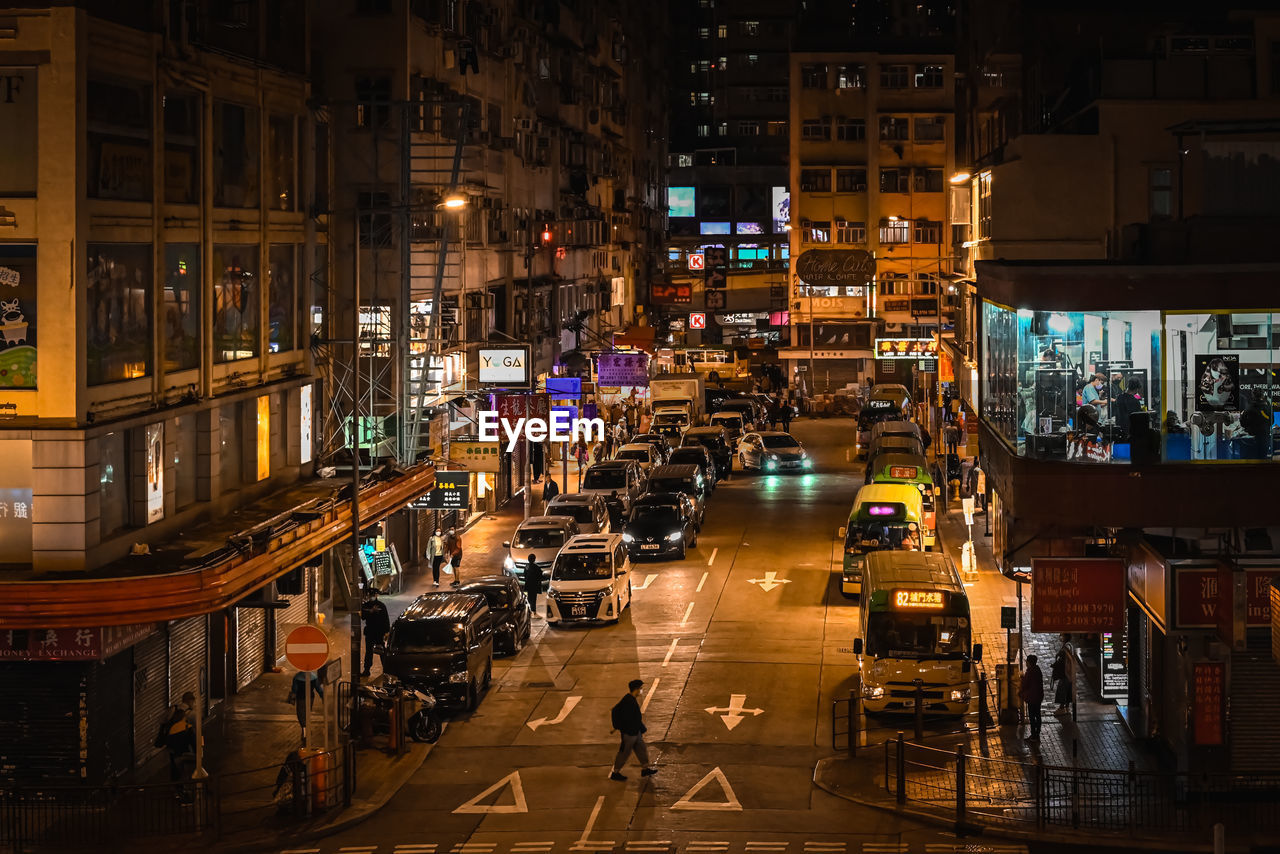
<box><xmin>949</xmin><ymin>171</ymin><xmax>971</xmax><ymax>185</ymax></box>
<box><xmin>441</xmin><ymin>194</ymin><xmax>468</xmax><ymax>209</ymax></box>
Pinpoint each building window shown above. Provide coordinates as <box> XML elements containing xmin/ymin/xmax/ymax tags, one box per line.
<box><xmin>1150</xmin><ymin>167</ymin><xmax>1174</xmax><ymax>219</ymax></box>
<box><xmin>717</xmin><ymin>122</ymin><xmax>728</xmax><ymax>136</ymax></box>
<box><xmin>163</xmin><ymin>92</ymin><xmax>200</xmax><ymax>205</ymax></box>
<box><xmin>913</xmin><ymin>168</ymin><xmax>944</xmax><ymax>192</ymax></box>
<box><xmin>719</xmin><ymin>56</ymin><xmax>728</xmax><ymax>69</ymax></box>
<box><xmin>835</xmin><ymin>220</ymin><xmax>866</xmax><ymax>243</ymax></box>
<box><xmin>913</xmin><ymin>220</ymin><xmax>943</xmax><ymax>243</ymax></box>
<box><xmin>358</xmin><ymin>192</ymin><xmax>394</xmax><ymax>247</ymax></box>
<box><xmin>355</xmin><ymin>76</ymin><xmax>392</xmax><ymax>129</ymax></box>
<box><xmin>879</xmin><ymin>168</ymin><xmax>910</xmax><ymax>194</ymax></box>
<box><xmin>268</xmin><ymin>244</ymin><xmax>296</xmax><ymax>353</ymax></box>
<box><xmin>213</xmin><ymin>101</ymin><xmax>260</xmax><ymax>207</ymax></box>
<box><xmin>717</xmin><ymin>24</ymin><xmax>727</xmax><ymax>38</ymax></box>
<box><xmin>915</xmin><ymin>64</ymin><xmax>945</xmax><ymax>88</ymax></box>
<box><xmin>836</xmin><ymin>118</ymin><xmax>866</xmax><ymax>141</ymax></box>
<box><xmin>767</xmin><ymin>120</ymin><xmax>787</xmax><ymax>136</ymax></box>
<box><xmin>879</xmin><ymin>116</ymin><xmax>909</xmax><ymax>141</ymax></box>
<box><xmin>163</xmin><ymin>244</ymin><xmax>200</xmax><ymax>372</ymax></box>
<box><xmin>801</xmin><ymin>119</ymin><xmax>831</xmax><ymax>141</ymax></box>
<box><xmin>738</xmin><ymin>121</ymin><xmax>761</xmax><ymax>136</ymax></box>
<box><xmin>698</xmin><ymin>60</ymin><xmax>710</xmax><ymax>73</ymax></box>
<box><xmin>978</xmin><ymin>171</ymin><xmax>992</xmax><ymax>239</ymax></box>
<box><xmin>697</xmin><ymin>124</ymin><xmax>710</xmax><ymax>137</ymax></box>
<box><xmin>677</xmin><ymin>154</ymin><xmax>694</xmax><ymax>167</ymax></box>
<box><xmin>914</xmin><ymin>116</ymin><xmax>946</xmax><ymax>141</ymax></box>
<box><xmin>880</xmin><ymin>64</ymin><xmax>910</xmax><ymax>89</ymax></box>
<box><xmin>268</xmin><ymin>114</ymin><xmax>296</xmax><ymax>211</ymax></box>
<box><xmin>699</xmin><ymin>27</ymin><xmax>710</xmax><ymax>39</ymax></box>
<box><xmin>836</xmin><ymin>168</ymin><xmax>867</xmax><ymax>192</ymax></box>
<box><xmin>880</xmin><ymin>220</ymin><xmax>910</xmax><ymax>244</ymax></box>
<box><xmin>88</xmin><ymin>78</ymin><xmax>153</xmax><ymax>201</ymax></box>
<box><xmin>746</xmin><ymin>54</ymin><xmax>760</xmax><ymax>67</ymax></box>
<box><xmin>837</xmin><ymin>64</ymin><xmax>866</xmax><ymax>89</ymax></box>
<box><xmin>801</xmin><ymin>64</ymin><xmax>828</xmax><ymax>89</ymax></box>
<box><xmin>739</xmin><ymin>20</ymin><xmax>759</xmax><ymax>36</ymax></box>
<box><xmin>213</xmin><ymin>244</ymin><xmax>260</xmax><ymax>363</ymax></box>
<box><xmin>917</xmin><ymin>274</ymin><xmax>940</xmax><ymax>295</ymax></box>
<box><xmin>87</xmin><ymin>244</ymin><xmax>153</xmax><ymax>385</ymax></box>
<box><xmin>879</xmin><ymin>272</ymin><xmax>907</xmax><ymax>294</ymax></box>
<box><xmin>173</xmin><ymin>414</ymin><xmax>198</xmax><ymax>510</ymax></box>
<box><xmin>99</xmin><ymin>431</ymin><xmax>129</xmax><ymax>538</ymax></box>
<box><xmin>219</xmin><ymin>403</ymin><xmax>243</xmax><ymax>493</ymax></box>
<box><xmin>802</xmin><ymin>221</ymin><xmax>831</xmax><ymax>244</ymax></box>
<box><xmin>696</xmin><ymin>91</ymin><xmax>711</xmax><ymax>104</ymax></box>
<box><xmin>800</xmin><ymin>169</ymin><xmax>831</xmax><ymax>192</ymax></box>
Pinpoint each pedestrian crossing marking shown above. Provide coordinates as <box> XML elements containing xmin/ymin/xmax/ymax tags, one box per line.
<box><xmin>452</xmin><ymin>770</ymin><xmax>529</xmax><ymax>814</ymax></box>
<box><xmin>671</xmin><ymin>767</ymin><xmax>742</xmax><ymax>812</ymax></box>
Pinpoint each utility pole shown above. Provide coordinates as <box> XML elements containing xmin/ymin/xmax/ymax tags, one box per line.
<box><xmin>350</xmin><ymin>211</ymin><xmax>364</xmax><ymax>702</ymax></box>
<box><xmin>524</xmin><ymin>233</ymin><xmax>535</xmax><ymax>520</ymax></box>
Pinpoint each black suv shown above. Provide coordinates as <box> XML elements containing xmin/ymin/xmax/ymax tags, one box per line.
<box><xmin>384</xmin><ymin>593</ymin><xmax>494</xmax><ymax>712</ymax></box>
<box><xmin>681</xmin><ymin>426</ymin><xmax>733</xmax><ymax>479</ymax></box>
<box><xmin>459</xmin><ymin>576</ymin><xmax>532</xmax><ymax>656</ymax></box>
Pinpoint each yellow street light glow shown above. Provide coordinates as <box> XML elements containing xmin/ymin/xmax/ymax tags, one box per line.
<box><xmin>949</xmin><ymin>171</ymin><xmax>971</xmax><ymax>184</ymax></box>
<box><xmin>888</xmin><ymin>215</ymin><xmax>900</xmax><ymax>222</ymax></box>
<box><xmin>443</xmin><ymin>195</ymin><xmax>468</xmax><ymax>209</ymax></box>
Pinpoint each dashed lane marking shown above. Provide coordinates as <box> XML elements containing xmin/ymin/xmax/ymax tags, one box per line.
<box><xmin>860</xmin><ymin>844</ymin><xmax>907</xmax><ymax>854</ymax></box>
<box><xmin>624</xmin><ymin>843</ymin><xmax>673</xmax><ymax>850</ymax></box>
<box><xmin>280</xmin><ymin>849</ymin><xmax>321</xmax><ymax>854</ymax></box>
<box><xmin>697</xmin><ymin>571</ymin><xmax>709</xmax><ymax>592</ymax></box>
<box><xmin>707</xmin><ymin>547</ymin><xmax>718</xmax><ymax>566</ymax></box>
<box><xmin>393</xmin><ymin>846</ymin><xmax>438</xmax><ymax>854</ymax></box>
<box><xmin>451</xmin><ymin>846</ymin><xmax>496</xmax><ymax>853</ymax></box>
<box><xmin>803</xmin><ymin>845</ymin><xmax>846</xmax><ymax>853</ymax></box>
<box><xmin>662</xmin><ymin>638</ymin><xmax>679</xmax><ymax>667</ymax></box>
<box><xmin>680</xmin><ymin>601</ymin><xmax>695</xmax><ymax>625</ymax></box>
<box><xmin>569</xmin><ymin>845</ymin><xmax>616</xmax><ymax>852</ymax></box>
<box><xmin>337</xmin><ymin>848</ymin><xmax>378</xmax><ymax>853</ymax></box>
<box><xmin>640</xmin><ymin>677</ymin><xmax>660</xmax><ymax>713</ymax></box>
<box><xmin>509</xmin><ymin>845</ymin><xmax>555</xmax><ymax>851</ymax></box>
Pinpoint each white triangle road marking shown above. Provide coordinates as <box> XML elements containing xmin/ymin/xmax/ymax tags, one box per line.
<box><xmin>671</xmin><ymin>766</ymin><xmax>742</xmax><ymax>812</ymax></box>
<box><xmin>452</xmin><ymin>770</ymin><xmax>529</xmax><ymax>814</ymax></box>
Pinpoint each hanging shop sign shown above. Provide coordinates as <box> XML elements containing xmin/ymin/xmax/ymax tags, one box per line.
<box><xmin>1192</xmin><ymin>661</ymin><xmax>1225</xmax><ymax>746</ymax></box>
<box><xmin>544</xmin><ymin>377</ymin><xmax>582</xmax><ymax>398</ymax></box>
<box><xmin>597</xmin><ymin>352</ymin><xmax>650</xmax><ymax>387</ymax></box>
<box><xmin>795</xmin><ymin>249</ymin><xmax>875</xmax><ymax>288</ymax></box>
<box><xmin>0</xmin><ymin>622</ymin><xmax>156</xmax><ymax>661</ymax></box>
<box><xmin>422</xmin><ymin>470</ymin><xmax>469</xmax><ymax>510</ymax></box>
<box><xmin>1175</xmin><ymin>566</ymin><xmax>1279</xmax><ymax>629</ymax></box>
<box><xmin>650</xmin><ymin>281</ymin><xmax>692</xmax><ymax>305</ymax></box>
<box><xmin>1030</xmin><ymin>557</ymin><xmax>1126</xmax><ymax>634</ymax></box>
<box><xmin>875</xmin><ymin>338</ymin><xmax>938</xmax><ymax>359</ymax></box>
<box><xmin>1100</xmin><ymin>630</ymin><xmax>1128</xmax><ymax>700</ymax></box>
<box><xmin>447</xmin><ymin>441</ymin><xmax>503</xmax><ymax>472</ymax></box>
<box><xmin>479</xmin><ymin>346</ymin><xmax>531</xmax><ymax>387</ymax></box>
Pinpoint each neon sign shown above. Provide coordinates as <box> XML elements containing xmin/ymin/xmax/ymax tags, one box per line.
<box><xmin>894</xmin><ymin>590</ymin><xmax>945</xmax><ymax>609</ymax></box>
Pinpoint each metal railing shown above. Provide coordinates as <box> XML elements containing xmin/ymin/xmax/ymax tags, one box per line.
<box><xmin>884</xmin><ymin>734</ymin><xmax>1280</xmax><ymax>837</ymax></box>
<box><xmin>0</xmin><ymin>744</ymin><xmax>354</xmax><ymax>852</ymax></box>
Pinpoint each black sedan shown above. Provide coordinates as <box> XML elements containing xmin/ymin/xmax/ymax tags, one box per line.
<box><xmin>668</xmin><ymin>445</ymin><xmax>717</xmax><ymax>491</ymax></box>
<box><xmin>628</xmin><ymin>432</ymin><xmax>672</xmax><ymax>462</ymax></box>
<box><xmin>459</xmin><ymin>575</ymin><xmax>532</xmax><ymax>655</ymax></box>
<box><xmin>623</xmin><ymin>493</ymin><xmax>699</xmax><ymax>560</ymax></box>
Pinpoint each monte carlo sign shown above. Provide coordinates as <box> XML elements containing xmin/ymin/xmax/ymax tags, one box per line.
<box><xmin>795</xmin><ymin>249</ymin><xmax>875</xmax><ymax>289</ymax></box>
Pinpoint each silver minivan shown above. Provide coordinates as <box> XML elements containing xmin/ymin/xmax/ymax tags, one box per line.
<box><xmin>502</xmin><ymin>515</ymin><xmax>579</xmax><ymax>578</ymax></box>
<box><xmin>544</xmin><ymin>492</ymin><xmax>612</xmax><ymax>534</ymax></box>
<box><xmin>579</xmin><ymin>460</ymin><xmax>647</xmax><ymax>513</ymax></box>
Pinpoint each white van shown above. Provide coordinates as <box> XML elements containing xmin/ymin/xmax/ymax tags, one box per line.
<box><xmin>545</xmin><ymin>533</ymin><xmax>632</xmax><ymax>625</ymax></box>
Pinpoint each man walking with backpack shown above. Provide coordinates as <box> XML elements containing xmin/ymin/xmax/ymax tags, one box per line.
<box><xmin>609</xmin><ymin>679</ymin><xmax>657</xmax><ymax>781</ymax></box>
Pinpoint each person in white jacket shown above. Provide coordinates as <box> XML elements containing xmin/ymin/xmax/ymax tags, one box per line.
<box><xmin>426</xmin><ymin>529</ymin><xmax>446</xmax><ymax>585</ymax></box>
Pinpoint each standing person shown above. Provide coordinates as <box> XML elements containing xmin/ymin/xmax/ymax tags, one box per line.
<box><xmin>603</xmin><ymin>425</ymin><xmax>615</xmax><ymax>460</ymax></box>
<box><xmin>288</xmin><ymin>670</ymin><xmax>323</xmax><ymax>730</ymax></box>
<box><xmin>780</xmin><ymin>395</ymin><xmax>793</xmax><ymax>432</ymax></box>
<box><xmin>540</xmin><ymin>473</ymin><xmax>560</xmax><ymax>514</ymax></box>
<box><xmin>522</xmin><ymin>552</ymin><xmax>542</xmax><ymax>619</ymax></box>
<box><xmin>1021</xmin><ymin>654</ymin><xmax>1045</xmax><ymax>742</ymax></box>
<box><xmin>447</xmin><ymin>528</ymin><xmax>463</xmax><ymax>585</ymax></box>
<box><xmin>160</xmin><ymin>691</ymin><xmax>197</xmax><ymax>785</ymax></box>
<box><xmin>768</xmin><ymin>396</ymin><xmax>782</xmax><ymax>430</ymax></box>
<box><xmin>576</xmin><ymin>439</ymin><xmax>589</xmax><ymax>468</ymax></box>
<box><xmin>609</xmin><ymin>679</ymin><xmax>657</xmax><ymax>781</ymax></box>
<box><xmin>613</xmin><ymin>418</ymin><xmax>626</xmax><ymax>450</ymax></box>
<box><xmin>426</xmin><ymin>529</ymin><xmax>446</xmax><ymax>586</ymax></box>
<box><xmin>944</xmin><ymin>421</ymin><xmax>961</xmax><ymax>457</ymax></box>
<box><xmin>1052</xmin><ymin>636</ymin><xmax>1073</xmax><ymax>714</ymax></box>
<box><xmin>360</xmin><ymin>586</ymin><xmax>390</xmax><ymax>677</ymax></box>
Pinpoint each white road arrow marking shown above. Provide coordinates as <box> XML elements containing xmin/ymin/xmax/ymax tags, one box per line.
<box><xmin>747</xmin><ymin>571</ymin><xmax>791</xmax><ymax>592</ymax></box>
<box><xmin>704</xmin><ymin>693</ymin><xmax>765</xmax><ymax>731</ymax></box>
<box><xmin>452</xmin><ymin>770</ymin><xmax>528</xmax><ymax>814</ymax></box>
<box><xmin>633</xmin><ymin>573</ymin><xmax>659</xmax><ymax>590</ymax></box>
<box><xmin>526</xmin><ymin>695</ymin><xmax>582</xmax><ymax>730</ymax></box>
<box><xmin>671</xmin><ymin>766</ymin><xmax>742</xmax><ymax>811</ymax></box>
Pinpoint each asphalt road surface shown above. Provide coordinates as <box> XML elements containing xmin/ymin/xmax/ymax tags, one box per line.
<box><xmin>296</xmin><ymin>421</ymin><xmax>1124</xmax><ymax>854</ymax></box>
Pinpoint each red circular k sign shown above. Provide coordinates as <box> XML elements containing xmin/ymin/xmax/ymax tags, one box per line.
<box><xmin>285</xmin><ymin>625</ymin><xmax>329</xmax><ymax>672</ymax></box>
<box><xmin>689</xmin><ymin>312</ymin><xmax>706</xmax><ymax>330</ymax></box>
<box><xmin>688</xmin><ymin>253</ymin><xmax>705</xmax><ymax>270</ymax></box>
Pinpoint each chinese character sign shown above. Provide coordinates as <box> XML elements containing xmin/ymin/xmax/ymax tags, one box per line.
<box><xmin>1030</xmin><ymin>558</ymin><xmax>1126</xmax><ymax>634</ymax></box>
<box><xmin>424</xmin><ymin>471</ymin><xmax>470</xmax><ymax>510</ymax></box>
<box><xmin>0</xmin><ymin>438</ymin><xmax>33</xmax><ymax>563</ymax></box>
<box><xmin>1192</xmin><ymin>661</ymin><xmax>1225</xmax><ymax>746</ymax></box>
<box><xmin>875</xmin><ymin>338</ymin><xmax>937</xmax><ymax>359</ymax></box>
<box><xmin>448</xmin><ymin>441</ymin><xmax>503</xmax><ymax>473</ymax></box>
<box><xmin>597</xmin><ymin>353</ymin><xmax>650</xmax><ymax>387</ymax></box>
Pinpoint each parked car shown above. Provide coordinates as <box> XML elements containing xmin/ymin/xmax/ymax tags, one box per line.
<box><xmin>645</xmin><ymin>463</ymin><xmax>709</xmax><ymax>525</ymax></box>
<box><xmin>615</xmin><ymin>442</ymin><xmax>661</xmax><ymax>474</ymax></box>
<box><xmin>545</xmin><ymin>493</ymin><xmax>611</xmax><ymax>534</ymax></box>
<box><xmin>667</xmin><ymin>444</ymin><xmax>717</xmax><ymax>492</ymax></box>
<box><xmin>459</xmin><ymin>575</ymin><xmax>532</xmax><ymax>655</ymax></box>
<box><xmin>650</xmin><ymin>407</ymin><xmax>692</xmax><ymax>440</ymax></box>
<box><xmin>628</xmin><ymin>432</ymin><xmax>672</xmax><ymax>462</ymax></box>
<box><xmin>738</xmin><ymin>431</ymin><xmax>813</xmax><ymax>472</ymax></box>
<box><xmin>545</xmin><ymin>534</ymin><xmax>633</xmax><ymax>625</ymax></box>
<box><xmin>709</xmin><ymin>411</ymin><xmax>745</xmax><ymax>443</ymax></box>
<box><xmin>580</xmin><ymin>459</ymin><xmax>647</xmax><ymax>513</ymax></box>
<box><xmin>623</xmin><ymin>493</ymin><xmax>700</xmax><ymax>559</ymax></box>
<box><xmin>715</xmin><ymin>398</ymin><xmax>763</xmax><ymax>431</ymax></box>
<box><xmin>383</xmin><ymin>592</ymin><xmax>493</xmax><ymax>712</ymax></box>
<box><xmin>681</xmin><ymin>425</ymin><xmax>734</xmax><ymax>479</ymax></box>
<box><xmin>502</xmin><ymin>515</ymin><xmax>578</xmax><ymax>577</ymax></box>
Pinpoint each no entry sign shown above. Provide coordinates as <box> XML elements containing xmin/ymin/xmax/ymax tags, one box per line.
<box><xmin>285</xmin><ymin>624</ymin><xmax>330</xmax><ymax>672</ymax></box>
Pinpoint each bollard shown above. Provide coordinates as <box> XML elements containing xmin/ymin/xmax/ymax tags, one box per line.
<box><xmin>1213</xmin><ymin>823</ymin><xmax>1225</xmax><ymax>854</ymax></box>
<box><xmin>896</xmin><ymin>731</ymin><xmax>906</xmax><ymax>804</ymax></box>
<box><xmin>913</xmin><ymin>679</ymin><xmax>925</xmax><ymax>741</ymax></box>
<box><xmin>955</xmin><ymin>744</ymin><xmax>967</xmax><ymax>832</ymax></box>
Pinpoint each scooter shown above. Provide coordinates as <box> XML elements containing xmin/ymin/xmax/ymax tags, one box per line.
<box><xmin>355</xmin><ymin>679</ymin><xmax>441</xmax><ymax>743</ymax></box>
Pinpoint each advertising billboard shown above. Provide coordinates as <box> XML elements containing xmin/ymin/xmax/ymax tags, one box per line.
<box><xmin>669</xmin><ymin>186</ymin><xmax>696</xmax><ymax>218</ymax></box>
<box><xmin>771</xmin><ymin>186</ymin><xmax>790</xmax><ymax>231</ymax></box>
<box><xmin>597</xmin><ymin>352</ymin><xmax>650</xmax><ymax>387</ymax></box>
<box><xmin>479</xmin><ymin>346</ymin><xmax>530</xmax><ymax>387</ymax></box>
<box><xmin>1030</xmin><ymin>557</ymin><xmax>1126</xmax><ymax>634</ymax></box>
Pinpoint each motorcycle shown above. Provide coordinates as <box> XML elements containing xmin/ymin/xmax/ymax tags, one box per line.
<box><xmin>355</xmin><ymin>679</ymin><xmax>441</xmax><ymax>743</ymax></box>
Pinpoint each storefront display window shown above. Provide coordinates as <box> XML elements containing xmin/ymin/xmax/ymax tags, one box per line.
<box><xmin>87</xmin><ymin>244</ymin><xmax>153</xmax><ymax>385</ymax></box>
<box><xmin>1164</xmin><ymin>312</ymin><xmax>1276</xmax><ymax>462</ymax></box>
<box><xmin>982</xmin><ymin>303</ymin><xmax>1161</xmax><ymax>464</ymax></box>
<box><xmin>268</xmin><ymin>244</ymin><xmax>296</xmax><ymax>352</ymax></box>
<box><xmin>163</xmin><ymin>244</ymin><xmax>200</xmax><ymax>372</ymax></box>
<box><xmin>214</xmin><ymin>244</ymin><xmax>259</xmax><ymax>363</ymax></box>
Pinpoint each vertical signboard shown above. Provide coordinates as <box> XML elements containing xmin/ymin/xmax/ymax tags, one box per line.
<box><xmin>145</xmin><ymin>422</ymin><xmax>164</xmax><ymax>524</ymax></box>
<box><xmin>1192</xmin><ymin>661</ymin><xmax>1225</xmax><ymax>746</ymax></box>
<box><xmin>1100</xmin><ymin>629</ymin><xmax>1128</xmax><ymax>701</ymax></box>
<box><xmin>256</xmin><ymin>394</ymin><xmax>270</xmax><ymax>481</ymax></box>
<box><xmin>704</xmin><ymin>246</ymin><xmax>728</xmax><ymax>311</ymax></box>
<box><xmin>1030</xmin><ymin>558</ymin><xmax>1126</xmax><ymax>634</ymax></box>
<box><xmin>0</xmin><ymin>439</ymin><xmax>32</xmax><ymax>563</ymax></box>
<box><xmin>299</xmin><ymin>384</ymin><xmax>313</xmax><ymax>465</ymax></box>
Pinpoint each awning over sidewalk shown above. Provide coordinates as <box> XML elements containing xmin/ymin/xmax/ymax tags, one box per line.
<box><xmin>0</xmin><ymin>465</ymin><xmax>436</xmax><ymax>629</ymax></box>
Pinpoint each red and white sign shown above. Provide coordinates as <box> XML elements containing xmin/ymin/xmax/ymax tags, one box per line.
<box><xmin>1030</xmin><ymin>558</ymin><xmax>1126</xmax><ymax>634</ymax></box>
<box><xmin>285</xmin><ymin>625</ymin><xmax>330</xmax><ymax>672</ymax></box>
<box><xmin>688</xmin><ymin>253</ymin><xmax>705</xmax><ymax>270</ymax></box>
<box><xmin>688</xmin><ymin>312</ymin><xmax>707</xmax><ymax>330</ymax></box>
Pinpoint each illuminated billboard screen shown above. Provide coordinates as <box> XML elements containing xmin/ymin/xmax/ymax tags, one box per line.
<box><xmin>771</xmin><ymin>186</ymin><xmax>790</xmax><ymax>231</ymax></box>
<box><xmin>700</xmin><ymin>221</ymin><xmax>730</xmax><ymax>235</ymax></box>
<box><xmin>669</xmin><ymin>186</ymin><xmax>696</xmax><ymax>218</ymax></box>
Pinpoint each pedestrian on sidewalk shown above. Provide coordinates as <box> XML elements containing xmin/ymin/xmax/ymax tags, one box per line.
<box><xmin>288</xmin><ymin>670</ymin><xmax>323</xmax><ymax>730</ymax></box>
<box><xmin>575</xmin><ymin>439</ymin><xmax>589</xmax><ymax>469</ymax></box>
<box><xmin>159</xmin><ymin>691</ymin><xmax>197</xmax><ymax>785</ymax></box>
<box><xmin>522</xmin><ymin>552</ymin><xmax>542</xmax><ymax>618</ymax></box>
<box><xmin>944</xmin><ymin>421</ymin><xmax>961</xmax><ymax>457</ymax></box>
<box><xmin>592</xmin><ymin>442</ymin><xmax>605</xmax><ymax>466</ymax></box>
<box><xmin>1021</xmin><ymin>654</ymin><xmax>1045</xmax><ymax>742</ymax></box>
<box><xmin>1052</xmin><ymin>635</ymin><xmax>1074</xmax><ymax>714</ymax></box>
<box><xmin>360</xmin><ymin>586</ymin><xmax>390</xmax><ymax>677</ymax></box>
<box><xmin>426</xmin><ymin>529</ymin><xmax>446</xmax><ymax>585</ymax></box>
<box><xmin>542</xmin><ymin>476</ymin><xmax>560</xmax><ymax>513</ymax></box>
<box><xmin>613</xmin><ymin>419</ymin><xmax>626</xmax><ymax>450</ymax></box>
<box><xmin>447</xmin><ymin>528</ymin><xmax>463</xmax><ymax>585</ymax></box>
<box><xmin>781</xmin><ymin>395</ymin><xmax>793</xmax><ymax>432</ymax></box>
<box><xmin>769</xmin><ymin>396</ymin><xmax>782</xmax><ymax>430</ymax></box>
<box><xmin>609</xmin><ymin>679</ymin><xmax>657</xmax><ymax>781</ymax></box>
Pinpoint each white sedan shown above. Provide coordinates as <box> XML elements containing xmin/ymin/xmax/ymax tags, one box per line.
<box><xmin>737</xmin><ymin>431</ymin><xmax>813</xmax><ymax>473</ymax></box>
<box><xmin>614</xmin><ymin>442</ymin><xmax>661</xmax><ymax>474</ymax></box>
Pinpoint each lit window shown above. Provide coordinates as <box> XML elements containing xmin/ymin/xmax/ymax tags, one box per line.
<box><xmin>835</xmin><ymin>220</ymin><xmax>866</xmax><ymax>243</ymax></box>
<box><xmin>717</xmin><ymin>24</ymin><xmax>727</xmax><ymax>38</ymax></box>
<box><xmin>802</xmin><ymin>220</ymin><xmax>831</xmax><ymax>244</ymax></box>
<box><xmin>697</xmin><ymin>124</ymin><xmax>710</xmax><ymax>137</ymax></box>
<box><xmin>880</xmin><ymin>220</ymin><xmax>909</xmax><ymax>244</ymax></box>
<box><xmin>717</xmin><ymin>122</ymin><xmax>728</xmax><ymax>136</ymax></box>
<box><xmin>738</xmin><ymin>121</ymin><xmax>761</xmax><ymax>136</ymax></box>
<box><xmin>915</xmin><ymin>65</ymin><xmax>944</xmax><ymax>88</ymax></box>
<box><xmin>837</xmin><ymin>64</ymin><xmax>866</xmax><ymax>89</ymax></box>
<box><xmin>699</xmin><ymin>27</ymin><xmax>709</xmax><ymax>39</ymax></box>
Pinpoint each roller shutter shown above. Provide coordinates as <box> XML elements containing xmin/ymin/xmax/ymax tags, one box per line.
<box><xmin>0</xmin><ymin>662</ymin><xmax>90</xmax><ymax>784</ymax></box>
<box><xmin>168</xmin><ymin>615</ymin><xmax>207</xmax><ymax>708</ymax></box>
<box><xmin>132</xmin><ymin>629</ymin><xmax>169</xmax><ymax>766</ymax></box>
<box><xmin>236</xmin><ymin>608</ymin><xmax>266</xmax><ymax>690</ymax></box>
<box><xmin>89</xmin><ymin>651</ymin><xmax>134</xmax><ymax>782</ymax></box>
<box><xmin>274</xmin><ymin>567</ymin><xmax>313</xmax><ymax>662</ymax></box>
